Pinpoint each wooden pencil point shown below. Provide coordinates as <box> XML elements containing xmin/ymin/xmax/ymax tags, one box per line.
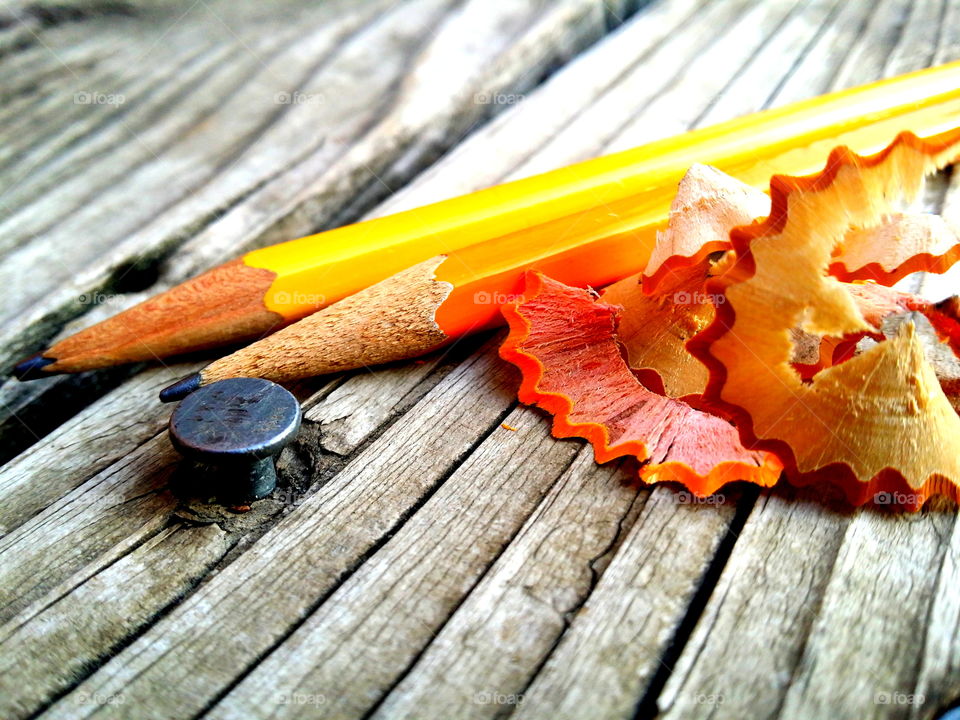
<box><xmin>16</xmin><ymin>260</ymin><xmax>285</xmax><ymax>380</ymax></box>
<box><xmin>187</xmin><ymin>256</ymin><xmax>454</xmax><ymax>389</ymax></box>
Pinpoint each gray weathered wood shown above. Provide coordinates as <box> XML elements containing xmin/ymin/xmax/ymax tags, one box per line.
<box><xmin>40</xmin><ymin>342</ymin><xmax>518</xmax><ymax>720</ymax></box>
<box><xmin>206</xmin><ymin>403</ymin><xmax>584</xmax><ymax>720</ymax></box>
<box><xmin>371</xmin><ymin>450</ymin><xmax>646</xmax><ymax>720</ymax></box>
<box><xmin>1</xmin><ymin>2</ymin><xmax>958</xmax><ymax>719</ymax></box>
<box><xmin>512</xmin><ymin>486</ymin><xmax>745</xmax><ymax>720</ymax></box>
<box><xmin>656</xmin><ymin>487</ymin><xmax>852</xmax><ymax>720</ymax></box>
<box><xmin>0</xmin><ymin>364</ymin><xmax>197</xmax><ymax>534</ymax></box>
<box><xmin>0</xmin><ymin>523</ymin><xmax>228</xmax><ymax>720</ymax></box>
<box><xmin>0</xmin><ymin>434</ymin><xmax>177</xmax><ymax>624</ymax></box>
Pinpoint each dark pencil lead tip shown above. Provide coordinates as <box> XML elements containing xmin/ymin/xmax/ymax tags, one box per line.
<box><xmin>160</xmin><ymin>373</ymin><xmax>203</xmax><ymax>403</ymax></box>
<box><xmin>13</xmin><ymin>354</ymin><xmax>56</xmax><ymax>380</ymax></box>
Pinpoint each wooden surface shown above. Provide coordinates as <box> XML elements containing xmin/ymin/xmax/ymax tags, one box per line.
<box><xmin>1</xmin><ymin>1</ymin><xmax>960</xmax><ymax>719</ymax></box>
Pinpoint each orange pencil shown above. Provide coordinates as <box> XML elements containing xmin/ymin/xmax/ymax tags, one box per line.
<box><xmin>15</xmin><ymin>61</ymin><xmax>960</xmax><ymax>388</ymax></box>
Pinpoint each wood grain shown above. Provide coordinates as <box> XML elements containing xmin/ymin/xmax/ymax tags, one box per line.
<box><xmin>41</xmin><ymin>342</ymin><xmax>519</xmax><ymax>720</ymax></box>
<box><xmin>207</xmin><ymin>403</ymin><xmax>584</xmax><ymax>720</ymax></box>
<box><xmin>370</xmin><ymin>450</ymin><xmax>645</xmax><ymax>720</ymax></box>
<box><xmin>1</xmin><ymin>2</ymin><xmax>958</xmax><ymax>719</ymax></box>
<box><xmin>0</xmin><ymin>523</ymin><xmax>228</xmax><ymax>719</ymax></box>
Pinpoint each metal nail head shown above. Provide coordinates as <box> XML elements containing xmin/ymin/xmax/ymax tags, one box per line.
<box><xmin>168</xmin><ymin>377</ymin><xmax>301</xmax><ymax>504</ymax></box>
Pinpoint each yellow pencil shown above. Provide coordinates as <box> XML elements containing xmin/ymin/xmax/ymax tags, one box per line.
<box><xmin>14</xmin><ymin>60</ymin><xmax>960</xmax><ymax>386</ymax></box>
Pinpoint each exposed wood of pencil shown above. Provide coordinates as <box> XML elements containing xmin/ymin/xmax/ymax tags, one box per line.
<box><xmin>14</xmin><ymin>261</ymin><xmax>283</xmax><ymax>379</ymax></box>
<box><xmin>161</xmin><ymin>257</ymin><xmax>453</xmax><ymax>401</ymax></box>
<box><xmin>19</xmin><ymin>60</ymin><xmax>960</xmax><ymax>380</ymax></box>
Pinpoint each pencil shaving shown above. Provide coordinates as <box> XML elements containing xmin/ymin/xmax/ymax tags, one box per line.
<box><xmin>830</xmin><ymin>212</ymin><xmax>960</xmax><ymax>283</ymax></box>
<box><xmin>690</xmin><ymin>128</ymin><xmax>960</xmax><ymax>510</ymax></box>
<box><xmin>640</xmin><ymin>163</ymin><xmax>770</xmax><ymax>296</ymax></box>
<box><xmin>502</xmin><ymin>130</ymin><xmax>960</xmax><ymax>510</ymax></box>
<box><xmin>499</xmin><ymin>272</ymin><xmax>782</xmax><ymax>497</ymax></box>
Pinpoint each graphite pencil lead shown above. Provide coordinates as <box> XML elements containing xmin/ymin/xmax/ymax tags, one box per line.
<box><xmin>12</xmin><ymin>355</ymin><xmax>56</xmax><ymax>380</ymax></box>
<box><xmin>159</xmin><ymin>373</ymin><xmax>203</xmax><ymax>403</ymax></box>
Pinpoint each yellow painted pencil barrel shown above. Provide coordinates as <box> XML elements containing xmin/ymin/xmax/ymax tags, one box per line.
<box><xmin>247</xmin><ymin>59</ymin><xmax>960</xmax><ymax>334</ymax></box>
<box><xmin>18</xmin><ymin>59</ymin><xmax>960</xmax><ymax>379</ymax></box>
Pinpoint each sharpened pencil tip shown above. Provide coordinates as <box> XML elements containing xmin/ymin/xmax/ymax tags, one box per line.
<box><xmin>160</xmin><ymin>373</ymin><xmax>202</xmax><ymax>403</ymax></box>
<box><xmin>13</xmin><ymin>354</ymin><xmax>56</xmax><ymax>380</ymax></box>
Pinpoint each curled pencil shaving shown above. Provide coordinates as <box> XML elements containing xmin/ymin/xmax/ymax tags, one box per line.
<box><xmin>830</xmin><ymin>212</ymin><xmax>960</xmax><ymax>284</ymax></box>
<box><xmin>499</xmin><ymin>271</ymin><xmax>782</xmax><ymax>497</ymax></box>
<box><xmin>689</xmin><ymin>128</ymin><xmax>960</xmax><ymax>510</ymax></box>
<box><xmin>794</xmin><ymin>283</ymin><xmax>960</xmax><ymax>377</ymax></box>
<box><xmin>601</xmin><ymin>264</ymin><xmax>714</xmax><ymax>399</ymax></box>
<box><xmin>599</xmin><ymin>168</ymin><xmax>960</xmax><ymax>399</ymax></box>
<box><xmin>640</xmin><ymin>163</ymin><xmax>770</xmax><ymax>296</ymax></box>
<box><xmin>501</xmin><ymin>142</ymin><xmax>960</xmax><ymax>509</ymax></box>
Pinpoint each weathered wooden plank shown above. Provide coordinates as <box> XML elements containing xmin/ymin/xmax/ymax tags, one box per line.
<box><xmin>655</xmin><ymin>488</ymin><xmax>850</xmax><ymax>720</ymax></box>
<box><xmin>883</xmin><ymin>0</ymin><xmax>947</xmax><ymax>74</ymax></box>
<box><xmin>605</xmin><ymin>0</ymin><xmax>809</xmax><ymax>149</ymax></box>
<box><xmin>503</xmin><ymin>0</ymin><xmax>758</xmax><ymax>176</ymax></box>
<box><xmin>770</xmin><ymin>0</ymin><xmax>880</xmax><ymax>104</ymax></box>
<box><xmin>370</xmin><ymin>449</ymin><xmax>645</xmax><ymax>720</ymax></box>
<box><xmin>0</xmin><ymin>434</ymin><xmax>177</xmax><ymax>623</ymax></box>
<box><xmin>0</xmin><ymin>30</ymin><xmax>200</xmax><ymax>183</ymax></box>
<box><xmin>364</xmin><ymin>0</ymin><xmax>708</xmax><ymax>213</ymax></box>
<box><xmin>0</xmin><ymin>40</ymin><xmax>238</xmax><ymax>225</ymax></box>
<box><xmin>0</xmin><ymin>0</ymin><xmax>131</xmax><ymax>66</ymax></box>
<box><xmin>0</xmin><ymin>522</ymin><xmax>228</xmax><ymax>720</ymax></box>
<box><xmin>909</xmin><ymin>509</ymin><xmax>960</xmax><ymax>720</ymax></box>
<box><xmin>511</xmin><ymin>486</ymin><xmax>747</xmax><ymax>720</ymax></box>
<box><xmin>0</xmin><ymin>2</ymin><xmax>360</xmax><ymax>205</ymax></box>
<box><xmin>0</xmin><ymin>337</ymin><xmax>474</xmax><ymax>715</ymax></box>
<box><xmin>142</xmin><ymin>0</ymin><xmax>614</xmax><ymax>287</ymax></box>
<box><xmin>825</xmin><ymin>0</ymin><xmax>909</xmax><ymax>90</ymax></box>
<box><xmin>693</xmin><ymin>0</ymin><xmax>845</xmax><ymax>127</ymax></box>
<box><xmin>302</xmin><ymin>347</ymin><xmax>470</xmax><ymax>457</ymax></box>
<box><xmin>0</xmin><ymin>333</ymin><xmax>477</xmax><ymax>609</ymax></box>
<box><xmin>0</xmin><ymin>30</ymin><xmax>125</xmax><ymax>125</ymax></box>
<box><xmin>0</xmin><ymin>0</ymin><xmax>413</xmax><ymax>324</ymax></box>
<box><xmin>0</xmin><ymin>324</ymin><xmax>482</xmax><ymax>717</ymax></box>
<box><xmin>39</xmin><ymin>342</ymin><xmax>517</xmax><ymax>720</ymax></box>
<box><xmin>939</xmin><ymin>0</ymin><xmax>960</xmax><ymax>63</ymax></box>
<box><xmin>206</xmin><ymin>403</ymin><xmax>583</xmax><ymax>720</ymax></box>
<box><xmin>0</xmin><ymin>326</ymin><xmax>478</xmax><ymax>544</ymax></box>
<box><xmin>774</xmin><ymin>507</ymin><xmax>956</xmax><ymax>720</ymax></box>
<box><xmin>0</xmin><ymin>364</ymin><xmax>197</xmax><ymax>535</ymax></box>
<box><xmin>0</xmin><ymin>6</ymin><xmax>370</xmax><ymax>219</ymax></box>
<box><xmin>30</xmin><ymin>2</ymin><xmax>928</xmax><ymax>716</ymax></box>
<box><xmin>0</xmin><ymin>361</ymin><xmax>145</xmax><ymax>468</ymax></box>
